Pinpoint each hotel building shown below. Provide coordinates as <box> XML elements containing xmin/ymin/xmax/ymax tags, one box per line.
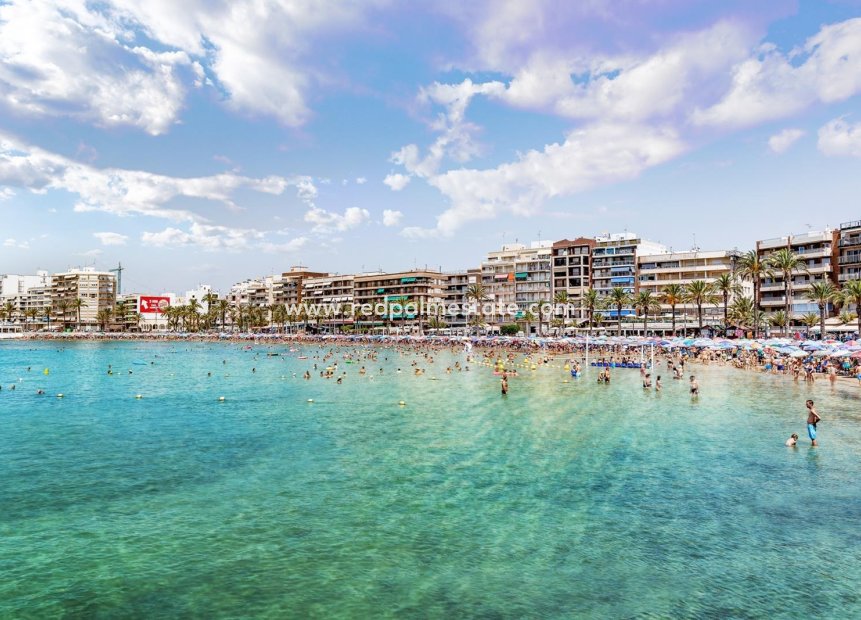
<box><xmin>442</xmin><ymin>268</ymin><xmax>480</xmax><ymax>332</ymax></box>
<box><xmin>272</xmin><ymin>266</ymin><xmax>328</xmax><ymax>307</ymax></box>
<box><xmin>301</xmin><ymin>274</ymin><xmax>355</xmax><ymax>331</ymax></box>
<box><xmin>756</xmin><ymin>229</ymin><xmax>838</xmax><ymax>318</ymax></box>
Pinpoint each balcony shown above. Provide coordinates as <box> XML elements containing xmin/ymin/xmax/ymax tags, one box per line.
<box><xmin>839</xmin><ymin>254</ymin><xmax>861</xmax><ymax>265</ymax></box>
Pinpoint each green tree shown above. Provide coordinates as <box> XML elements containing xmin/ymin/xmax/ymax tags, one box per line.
<box><xmin>553</xmin><ymin>290</ymin><xmax>570</xmax><ymax>328</ymax></box>
<box><xmin>728</xmin><ymin>296</ymin><xmax>756</xmax><ymax>331</ymax></box>
<box><xmin>604</xmin><ymin>287</ymin><xmax>631</xmax><ymax>336</ymax></box>
<box><xmin>465</xmin><ymin>283</ymin><xmax>489</xmax><ymax>334</ymax></box>
<box><xmin>713</xmin><ymin>273</ymin><xmax>742</xmax><ymax>333</ymax></box>
<box><xmin>737</xmin><ymin>250</ymin><xmax>774</xmax><ymax>338</ymax></box>
<box><xmin>70</xmin><ymin>297</ymin><xmax>86</xmax><ymax>331</ymax></box>
<box><xmin>633</xmin><ymin>290</ymin><xmax>661</xmax><ymax>334</ymax></box>
<box><xmin>683</xmin><ymin>280</ymin><xmax>718</xmax><ymax>333</ymax></box>
<box><xmin>804</xmin><ymin>280</ymin><xmax>840</xmax><ymax>339</ymax></box>
<box><xmin>767</xmin><ymin>248</ymin><xmax>808</xmax><ymax>334</ymax></box>
<box><xmin>660</xmin><ymin>284</ymin><xmax>685</xmax><ymax>336</ymax></box>
<box><xmin>96</xmin><ymin>307</ymin><xmax>113</xmax><ymax>332</ymax></box>
<box><xmin>583</xmin><ymin>288</ymin><xmax>600</xmax><ymax>335</ymax></box>
<box><xmin>800</xmin><ymin>312</ymin><xmax>819</xmax><ymax>337</ymax></box>
<box><xmin>841</xmin><ymin>279</ymin><xmax>861</xmax><ymax>337</ymax></box>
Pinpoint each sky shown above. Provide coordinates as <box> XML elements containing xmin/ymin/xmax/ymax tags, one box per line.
<box><xmin>1</xmin><ymin>0</ymin><xmax>861</xmax><ymax>294</ymax></box>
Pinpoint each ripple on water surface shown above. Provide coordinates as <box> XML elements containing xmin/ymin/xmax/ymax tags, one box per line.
<box><xmin>1</xmin><ymin>341</ymin><xmax>861</xmax><ymax>618</ymax></box>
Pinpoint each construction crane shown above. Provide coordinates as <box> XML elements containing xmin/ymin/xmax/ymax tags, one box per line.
<box><xmin>109</xmin><ymin>262</ymin><xmax>124</xmax><ymax>295</ymax></box>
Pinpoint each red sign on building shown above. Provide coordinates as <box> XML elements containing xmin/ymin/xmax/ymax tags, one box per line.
<box><xmin>139</xmin><ymin>296</ymin><xmax>170</xmax><ymax>314</ymax></box>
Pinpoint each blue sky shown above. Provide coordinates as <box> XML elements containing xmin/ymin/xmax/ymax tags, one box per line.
<box><xmin>1</xmin><ymin>0</ymin><xmax>861</xmax><ymax>293</ymax></box>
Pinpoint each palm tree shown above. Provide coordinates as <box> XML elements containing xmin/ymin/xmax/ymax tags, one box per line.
<box><xmin>23</xmin><ymin>307</ymin><xmax>38</xmax><ymax>331</ymax></box>
<box><xmin>215</xmin><ymin>299</ymin><xmax>230</xmax><ymax>331</ymax></box>
<box><xmin>69</xmin><ymin>297</ymin><xmax>86</xmax><ymax>331</ymax></box>
<box><xmin>427</xmin><ymin>316</ymin><xmax>447</xmax><ymax>331</ymax></box>
<box><xmin>684</xmin><ymin>280</ymin><xmax>718</xmax><ymax>333</ymax></box>
<box><xmin>767</xmin><ymin>248</ymin><xmax>808</xmax><ymax>335</ymax></box>
<box><xmin>583</xmin><ymin>288</ymin><xmax>600</xmax><ymax>335</ymax></box>
<box><xmin>554</xmin><ymin>290</ymin><xmax>570</xmax><ymax>328</ymax></box>
<box><xmin>96</xmin><ymin>307</ymin><xmax>113</xmax><ymax>332</ymax></box>
<box><xmin>633</xmin><ymin>290</ymin><xmax>661</xmax><ymax>335</ymax></box>
<box><xmin>728</xmin><ymin>296</ymin><xmax>756</xmax><ymax>331</ymax></box>
<box><xmin>800</xmin><ymin>312</ymin><xmax>819</xmax><ymax>337</ymax></box>
<box><xmin>839</xmin><ymin>310</ymin><xmax>857</xmax><ymax>327</ymax></box>
<box><xmin>660</xmin><ymin>284</ymin><xmax>685</xmax><ymax>336</ymax></box>
<box><xmin>841</xmin><ymin>279</ymin><xmax>861</xmax><ymax>337</ymax></box>
<box><xmin>465</xmin><ymin>283</ymin><xmax>489</xmax><ymax>334</ymax></box>
<box><xmin>0</xmin><ymin>300</ymin><xmax>16</xmax><ymax>323</ymax></box>
<box><xmin>186</xmin><ymin>298</ymin><xmax>202</xmax><ymax>331</ymax></box>
<box><xmin>54</xmin><ymin>299</ymin><xmax>70</xmax><ymax>330</ymax></box>
<box><xmin>737</xmin><ymin>250</ymin><xmax>773</xmax><ymax>337</ymax></box>
<box><xmin>713</xmin><ymin>273</ymin><xmax>742</xmax><ymax>334</ymax></box>
<box><xmin>770</xmin><ymin>311</ymin><xmax>788</xmax><ymax>334</ymax></box>
<box><xmin>804</xmin><ymin>280</ymin><xmax>839</xmax><ymax>340</ymax></box>
<box><xmin>520</xmin><ymin>310</ymin><xmax>535</xmax><ymax>336</ymax></box>
<box><xmin>605</xmin><ymin>287</ymin><xmax>631</xmax><ymax>336</ymax></box>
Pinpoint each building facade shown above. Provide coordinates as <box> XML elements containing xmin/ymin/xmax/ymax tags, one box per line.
<box><xmin>837</xmin><ymin>220</ymin><xmax>861</xmax><ymax>285</ymax></box>
<box><xmin>592</xmin><ymin>233</ymin><xmax>668</xmax><ymax>316</ymax></box>
<box><xmin>50</xmin><ymin>268</ymin><xmax>117</xmax><ymax>329</ymax></box>
<box><xmin>637</xmin><ymin>249</ymin><xmax>746</xmax><ymax>326</ymax></box>
<box><xmin>481</xmin><ymin>242</ymin><xmax>553</xmax><ymax>328</ymax></box>
<box><xmin>756</xmin><ymin>230</ymin><xmax>838</xmax><ymax>318</ymax></box>
<box><xmin>551</xmin><ymin>238</ymin><xmax>596</xmax><ymax>325</ymax></box>
<box><xmin>353</xmin><ymin>270</ymin><xmax>447</xmax><ymax>332</ymax></box>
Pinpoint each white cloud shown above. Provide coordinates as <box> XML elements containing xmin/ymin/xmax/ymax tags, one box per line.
<box><xmin>0</xmin><ymin>0</ymin><xmax>381</xmax><ymax>132</ymax></box>
<box><xmin>141</xmin><ymin>222</ymin><xmax>265</xmax><ymax>252</ymax></box>
<box><xmin>80</xmin><ymin>249</ymin><xmax>103</xmax><ymax>258</ymax></box>
<box><xmin>355</xmin><ymin>177</ymin><xmax>367</xmax><ymax>184</ymax></box>
<box><xmin>304</xmin><ymin>206</ymin><xmax>370</xmax><ymax>233</ymax></box>
<box><xmin>3</xmin><ymin>238</ymin><xmax>29</xmax><ymax>249</ymax></box>
<box><xmin>383</xmin><ymin>173</ymin><xmax>411</xmax><ymax>191</ymax></box>
<box><xmin>408</xmin><ymin>123</ymin><xmax>684</xmax><ymax>236</ymax></box>
<box><xmin>693</xmin><ymin>18</ymin><xmax>861</xmax><ymax>128</ymax></box>
<box><xmin>0</xmin><ymin>187</ymin><xmax>15</xmax><ymax>200</ymax></box>
<box><xmin>768</xmin><ymin>128</ymin><xmax>805</xmax><ymax>154</ymax></box>
<box><xmin>0</xmin><ymin>132</ymin><xmax>316</xmax><ymax>221</ymax></box>
<box><xmin>818</xmin><ymin>117</ymin><xmax>861</xmax><ymax>157</ymax></box>
<box><xmin>382</xmin><ymin>209</ymin><xmax>403</xmax><ymax>227</ymax></box>
<box><xmin>93</xmin><ymin>232</ymin><xmax>129</xmax><ymax>246</ymax></box>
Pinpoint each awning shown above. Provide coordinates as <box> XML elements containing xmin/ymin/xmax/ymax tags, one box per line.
<box><xmin>400</xmin><ymin>277</ymin><xmax>417</xmax><ymax>284</ymax></box>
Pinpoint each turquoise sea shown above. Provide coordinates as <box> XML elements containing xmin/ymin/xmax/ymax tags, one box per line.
<box><xmin>1</xmin><ymin>341</ymin><xmax>860</xmax><ymax>618</ymax></box>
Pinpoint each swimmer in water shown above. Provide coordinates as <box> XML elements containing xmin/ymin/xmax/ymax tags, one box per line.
<box><xmin>806</xmin><ymin>400</ymin><xmax>820</xmax><ymax>446</ymax></box>
<box><xmin>642</xmin><ymin>373</ymin><xmax>652</xmax><ymax>389</ymax></box>
<box><xmin>655</xmin><ymin>376</ymin><xmax>662</xmax><ymax>392</ymax></box>
<box><xmin>689</xmin><ymin>375</ymin><xmax>699</xmax><ymax>396</ymax></box>
<box><xmin>785</xmin><ymin>433</ymin><xmax>799</xmax><ymax>447</ymax></box>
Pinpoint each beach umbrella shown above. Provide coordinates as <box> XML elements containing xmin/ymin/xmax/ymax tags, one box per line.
<box><xmin>851</xmin><ymin>351</ymin><xmax>861</xmax><ymax>359</ymax></box>
<box><xmin>802</xmin><ymin>343</ymin><xmax>824</xmax><ymax>351</ymax></box>
<box><xmin>831</xmin><ymin>350</ymin><xmax>852</xmax><ymax>358</ymax></box>
<box><xmin>813</xmin><ymin>350</ymin><xmax>831</xmax><ymax>357</ymax></box>
<box><xmin>790</xmin><ymin>350</ymin><xmax>808</xmax><ymax>358</ymax></box>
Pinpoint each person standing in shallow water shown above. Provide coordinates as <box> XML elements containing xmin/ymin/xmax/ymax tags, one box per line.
<box><xmin>501</xmin><ymin>373</ymin><xmax>509</xmax><ymax>396</ymax></box>
<box><xmin>806</xmin><ymin>399</ymin><xmax>821</xmax><ymax>447</ymax></box>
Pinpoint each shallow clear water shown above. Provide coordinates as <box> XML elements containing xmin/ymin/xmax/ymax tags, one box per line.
<box><xmin>1</xmin><ymin>341</ymin><xmax>860</xmax><ymax>618</ymax></box>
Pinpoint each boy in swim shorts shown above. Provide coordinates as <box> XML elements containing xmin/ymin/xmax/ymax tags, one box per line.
<box><xmin>806</xmin><ymin>400</ymin><xmax>820</xmax><ymax>446</ymax></box>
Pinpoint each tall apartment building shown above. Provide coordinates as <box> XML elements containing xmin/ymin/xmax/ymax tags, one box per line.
<box><xmin>757</xmin><ymin>229</ymin><xmax>838</xmax><ymax>318</ymax></box>
<box><xmin>481</xmin><ymin>242</ymin><xmax>553</xmax><ymax>326</ymax></box>
<box><xmin>551</xmin><ymin>238</ymin><xmax>596</xmax><ymax>325</ymax></box>
<box><xmin>637</xmin><ymin>250</ymin><xmax>745</xmax><ymax>326</ymax></box>
<box><xmin>51</xmin><ymin>267</ymin><xmax>117</xmax><ymax>328</ymax></box>
<box><xmin>442</xmin><ymin>268</ymin><xmax>480</xmax><ymax>331</ymax></box>
<box><xmin>272</xmin><ymin>266</ymin><xmax>327</xmax><ymax>307</ymax></box>
<box><xmin>592</xmin><ymin>233</ymin><xmax>668</xmax><ymax>316</ymax></box>
<box><xmin>353</xmin><ymin>270</ymin><xmax>447</xmax><ymax>332</ymax></box>
<box><xmin>302</xmin><ymin>274</ymin><xmax>355</xmax><ymax>331</ymax></box>
<box><xmin>837</xmin><ymin>220</ymin><xmax>861</xmax><ymax>284</ymax></box>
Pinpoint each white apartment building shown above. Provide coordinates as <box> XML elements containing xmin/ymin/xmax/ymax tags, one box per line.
<box><xmin>481</xmin><ymin>241</ymin><xmax>553</xmax><ymax>328</ymax></box>
<box><xmin>637</xmin><ymin>249</ymin><xmax>747</xmax><ymax>327</ymax></box>
<box><xmin>757</xmin><ymin>229</ymin><xmax>838</xmax><ymax>318</ymax></box>
<box><xmin>592</xmin><ymin>233</ymin><xmax>668</xmax><ymax>317</ymax></box>
<box><xmin>51</xmin><ymin>267</ymin><xmax>117</xmax><ymax>329</ymax></box>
